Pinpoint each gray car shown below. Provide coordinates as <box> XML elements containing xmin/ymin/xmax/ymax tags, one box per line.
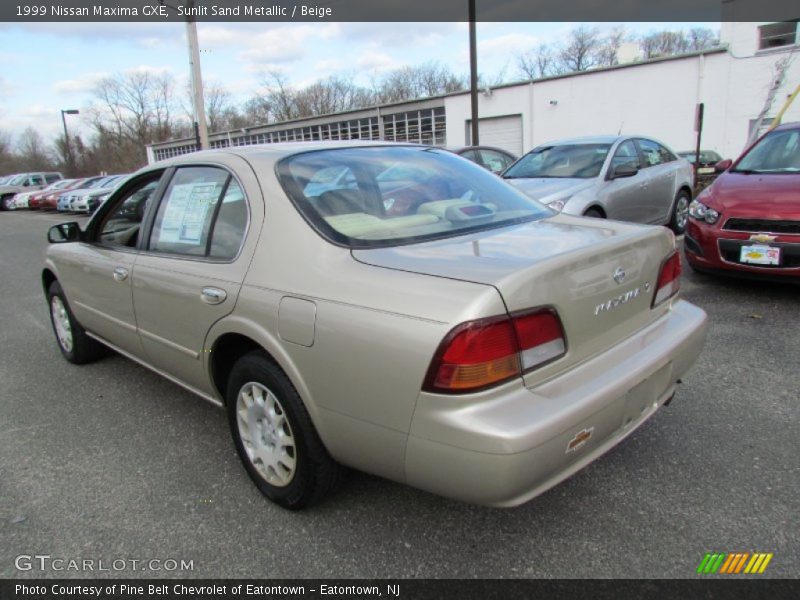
<box><xmin>503</xmin><ymin>135</ymin><xmax>694</xmax><ymax>234</ymax></box>
<box><xmin>43</xmin><ymin>143</ymin><xmax>706</xmax><ymax>509</ymax></box>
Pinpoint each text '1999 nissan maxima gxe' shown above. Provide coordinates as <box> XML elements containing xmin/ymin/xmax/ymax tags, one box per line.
<box><xmin>43</xmin><ymin>143</ymin><xmax>708</xmax><ymax>509</ymax></box>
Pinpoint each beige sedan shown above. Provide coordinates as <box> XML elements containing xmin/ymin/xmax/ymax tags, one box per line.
<box><xmin>43</xmin><ymin>142</ymin><xmax>707</xmax><ymax>509</ymax></box>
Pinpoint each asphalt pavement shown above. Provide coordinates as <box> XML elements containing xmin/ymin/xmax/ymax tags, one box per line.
<box><xmin>0</xmin><ymin>210</ymin><xmax>797</xmax><ymax>579</ymax></box>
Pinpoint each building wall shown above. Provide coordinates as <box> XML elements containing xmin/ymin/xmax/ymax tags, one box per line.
<box><xmin>445</xmin><ymin>31</ymin><xmax>800</xmax><ymax>160</ymax></box>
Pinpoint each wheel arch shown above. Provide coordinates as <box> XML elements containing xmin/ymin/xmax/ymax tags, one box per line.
<box><xmin>583</xmin><ymin>205</ymin><xmax>606</xmax><ymax>218</ymax></box>
<box><xmin>206</xmin><ymin>320</ymin><xmax>319</xmax><ymax>418</ymax></box>
<box><xmin>42</xmin><ymin>268</ymin><xmax>57</xmax><ymax>296</ymax></box>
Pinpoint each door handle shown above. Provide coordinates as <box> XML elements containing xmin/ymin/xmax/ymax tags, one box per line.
<box><xmin>201</xmin><ymin>287</ymin><xmax>227</xmax><ymax>305</ymax></box>
<box><xmin>113</xmin><ymin>266</ymin><xmax>129</xmax><ymax>282</ymax></box>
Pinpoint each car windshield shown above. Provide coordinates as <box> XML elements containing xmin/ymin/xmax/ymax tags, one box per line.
<box><xmin>9</xmin><ymin>175</ymin><xmax>27</xmax><ymax>185</ymax></box>
<box><xmin>734</xmin><ymin>129</ymin><xmax>800</xmax><ymax>173</ymax></box>
<box><xmin>279</xmin><ymin>146</ymin><xmax>551</xmax><ymax>248</ymax></box>
<box><xmin>503</xmin><ymin>144</ymin><xmax>611</xmax><ymax>179</ymax></box>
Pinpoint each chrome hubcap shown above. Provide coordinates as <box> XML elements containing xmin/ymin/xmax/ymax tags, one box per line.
<box><xmin>676</xmin><ymin>196</ymin><xmax>689</xmax><ymax>230</ymax></box>
<box><xmin>51</xmin><ymin>296</ymin><xmax>73</xmax><ymax>353</ymax></box>
<box><xmin>236</xmin><ymin>382</ymin><xmax>296</xmax><ymax>487</ymax></box>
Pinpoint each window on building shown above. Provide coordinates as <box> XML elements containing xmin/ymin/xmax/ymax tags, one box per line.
<box><xmin>758</xmin><ymin>21</ymin><xmax>799</xmax><ymax>50</ymax></box>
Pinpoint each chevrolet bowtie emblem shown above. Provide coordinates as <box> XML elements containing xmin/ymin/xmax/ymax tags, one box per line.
<box><xmin>749</xmin><ymin>234</ymin><xmax>777</xmax><ymax>243</ymax></box>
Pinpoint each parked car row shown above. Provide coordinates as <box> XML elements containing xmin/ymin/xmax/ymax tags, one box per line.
<box><xmin>0</xmin><ymin>171</ymin><xmax>63</xmax><ymax>210</ymax></box>
<box><xmin>5</xmin><ymin>173</ymin><xmax>128</xmax><ymax>214</ymax></box>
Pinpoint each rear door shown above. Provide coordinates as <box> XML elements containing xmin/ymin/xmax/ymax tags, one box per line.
<box><xmin>131</xmin><ymin>158</ymin><xmax>261</xmax><ymax>396</ymax></box>
<box><xmin>603</xmin><ymin>140</ymin><xmax>647</xmax><ymax>222</ymax></box>
<box><xmin>635</xmin><ymin>138</ymin><xmax>678</xmax><ymax>224</ymax></box>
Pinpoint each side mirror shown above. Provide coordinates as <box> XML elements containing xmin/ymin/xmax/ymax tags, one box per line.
<box><xmin>48</xmin><ymin>222</ymin><xmax>82</xmax><ymax>243</ymax></box>
<box><xmin>714</xmin><ymin>159</ymin><xmax>733</xmax><ymax>173</ymax></box>
<box><xmin>610</xmin><ymin>163</ymin><xmax>638</xmax><ymax>179</ymax></box>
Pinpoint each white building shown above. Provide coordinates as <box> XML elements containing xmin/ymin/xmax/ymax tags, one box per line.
<box><xmin>445</xmin><ymin>21</ymin><xmax>800</xmax><ymax>160</ymax></box>
<box><xmin>149</xmin><ymin>20</ymin><xmax>800</xmax><ymax>163</ymax></box>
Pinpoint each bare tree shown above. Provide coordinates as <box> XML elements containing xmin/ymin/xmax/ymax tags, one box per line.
<box><xmin>88</xmin><ymin>70</ymin><xmax>184</xmax><ymax>170</ymax></box>
<box><xmin>517</xmin><ymin>44</ymin><xmax>560</xmax><ymax>80</ymax></box>
<box><xmin>596</xmin><ymin>26</ymin><xmax>628</xmax><ymax>67</ymax></box>
<box><xmin>686</xmin><ymin>27</ymin><xmax>720</xmax><ymax>52</ymax></box>
<box><xmin>16</xmin><ymin>127</ymin><xmax>56</xmax><ymax>171</ymax></box>
<box><xmin>374</xmin><ymin>62</ymin><xmax>465</xmax><ymax>104</ymax></box>
<box><xmin>558</xmin><ymin>26</ymin><xmax>601</xmax><ymax>72</ymax></box>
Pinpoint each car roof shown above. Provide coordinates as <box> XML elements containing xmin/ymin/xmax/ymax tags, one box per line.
<box><xmin>538</xmin><ymin>135</ymin><xmax>624</xmax><ymax>146</ymax></box>
<box><xmin>149</xmin><ymin>141</ymin><xmax>427</xmax><ymax>172</ymax></box>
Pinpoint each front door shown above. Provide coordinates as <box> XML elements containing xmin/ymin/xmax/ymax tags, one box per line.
<box><xmin>62</xmin><ymin>173</ymin><xmax>164</xmax><ymax>357</ymax></box>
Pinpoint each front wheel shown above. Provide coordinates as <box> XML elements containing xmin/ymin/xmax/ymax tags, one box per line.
<box><xmin>1</xmin><ymin>195</ymin><xmax>14</xmax><ymax>211</ymax></box>
<box><xmin>47</xmin><ymin>281</ymin><xmax>105</xmax><ymax>364</ymax></box>
<box><xmin>669</xmin><ymin>191</ymin><xmax>690</xmax><ymax>234</ymax></box>
<box><xmin>226</xmin><ymin>352</ymin><xmax>343</xmax><ymax>510</ymax></box>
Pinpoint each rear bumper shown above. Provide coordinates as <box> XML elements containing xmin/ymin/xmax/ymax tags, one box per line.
<box><xmin>405</xmin><ymin>299</ymin><xmax>708</xmax><ymax>507</ymax></box>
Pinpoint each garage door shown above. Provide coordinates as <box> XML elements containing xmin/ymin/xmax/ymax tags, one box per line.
<box><xmin>466</xmin><ymin>115</ymin><xmax>523</xmax><ymax>156</ymax></box>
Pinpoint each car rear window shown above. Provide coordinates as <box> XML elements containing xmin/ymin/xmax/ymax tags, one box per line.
<box><xmin>277</xmin><ymin>146</ymin><xmax>551</xmax><ymax>248</ymax></box>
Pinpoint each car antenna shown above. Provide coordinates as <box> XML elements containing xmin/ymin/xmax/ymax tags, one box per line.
<box><xmin>617</xmin><ymin>122</ymin><xmax>624</xmax><ymax>135</ymax></box>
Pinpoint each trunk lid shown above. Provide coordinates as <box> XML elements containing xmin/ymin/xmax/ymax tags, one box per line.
<box><xmin>353</xmin><ymin>214</ymin><xmax>676</xmax><ymax>383</ymax></box>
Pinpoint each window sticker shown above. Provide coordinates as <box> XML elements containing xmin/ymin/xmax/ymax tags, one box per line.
<box><xmin>158</xmin><ymin>182</ymin><xmax>220</xmax><ymax>244</ymax></box>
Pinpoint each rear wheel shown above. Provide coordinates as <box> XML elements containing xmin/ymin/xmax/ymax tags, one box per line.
<box><xmin>669</xmin><ymin>190</ymin><xmax>690</xmax><ymax>234</ymax></box>
<box><xmin>1</xmin><ymin>195</ymin><xmax>14</xmax><ymax>211</ymax></box>
<box><xmin>47</xmin><ymin>281</ymin><xmax>105</xmax><ymax>364</ymax></box>
<box><xmin>227</xmin><ymin>351</ymin><xmax>343</xmax><ymax>510</ymax></box>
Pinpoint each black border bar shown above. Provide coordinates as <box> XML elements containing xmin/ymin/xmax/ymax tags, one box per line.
<box><xmin>2</xmin><ymin>579</ymin><xmax>800</xmax><ymax>600</ymax></box>
<box><xmin>2</xmin><ymin>0</ymin><xmax>798</xmax><ymax>22</ymax></box>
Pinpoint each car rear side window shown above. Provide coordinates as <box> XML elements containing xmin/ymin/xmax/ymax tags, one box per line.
<box><xmin>637</xmin><ymin>139</ymin><xmax>676</xmax><ymax>166</ymax></box>
<box><xmin>209</xmin><ymin>179</ymin><xmax>248</xmax><ymax>259</ymax></box>
<box><xmin>149</xmin><ymin>166</ymin><xmax>247</xmax><ymax>260</ymax></box>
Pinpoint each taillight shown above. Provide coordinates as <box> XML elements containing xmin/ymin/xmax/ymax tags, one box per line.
<box><xmin>424</xmin><ymin>308</ymin><xmax>566</xmax><ymax>394</ymax></box>
<box><xmin>652</xmin><ymin>251</ymin><xmax>681</xmax><ymax>307</ymax></box>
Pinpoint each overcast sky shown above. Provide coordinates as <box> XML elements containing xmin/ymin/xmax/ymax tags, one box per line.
<box><xmin>0</xmin><ymin>21</ymin><xmax>716</xmax><ymax>143</ymax></box>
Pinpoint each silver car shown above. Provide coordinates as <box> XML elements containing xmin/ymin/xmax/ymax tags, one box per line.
<box><xmin>43</xmin><ymin>143</ymin><xmax>707</xmax><ymax>509</ymax></box>
<box><xmin>503</xmin><ymin>135</ymin><xmax>694</xmax><ymax>234</ymax></box>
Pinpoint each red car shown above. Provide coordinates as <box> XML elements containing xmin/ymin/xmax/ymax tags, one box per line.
<box><xmin>37</xmin><ymin>178</ymin><xmax>87</xmax><ymax>210</ymax></box>
<box><xmin>685</xmin><ymin>122</ymin><xmax>800</xmax><ymax>282</ymax></box>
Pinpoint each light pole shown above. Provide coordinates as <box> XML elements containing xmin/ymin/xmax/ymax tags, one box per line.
<box><xmin>61</xmin><ymin>109</ymin><xmax>79</xmax><ymax>176</ymax></box>
<box><xmin>468</xmin><ymin>0</ymin><xmax>479</xmax><ymax>146</ymax></box>
<box><xmin>158</xmin><ymin>0</ymin><xmax>209</xmax><ymax>150</ymax></box>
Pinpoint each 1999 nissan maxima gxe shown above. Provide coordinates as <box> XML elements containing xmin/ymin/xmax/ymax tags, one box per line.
<box><xmin>43</xmin><ymin>143</ymin><xmax>707</xmax><ymax>509</ymax></box>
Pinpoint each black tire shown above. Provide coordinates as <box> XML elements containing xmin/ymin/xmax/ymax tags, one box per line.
<box><xmin>669</xmin><ymin>190</ymin><xmax>691</xmax><ymax>235</ymax></box>
<box><xmin>47</xmin><ymin>281</ymin><xmax>105</xmax><ymax>364</ymax></box>
<box><xmin>0</xmin><ymin>195</ymin><xmax>14</xmax><ymax>211</ymax></box>
<box><xmin>583</xmin><ymin>208</ymin><xmax>604</xmax><ymax>219</ymax></box>
<box><xmin>226</xmin><ymin>351</ymin><xmax>343</xmax><ymax>510</ymax></box>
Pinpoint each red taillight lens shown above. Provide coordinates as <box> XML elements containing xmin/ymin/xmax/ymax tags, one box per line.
<box><xmin>652</xmin><ymin>251</ymin><xmax>681</xmax><ymax>307</ymax></box>
<box><xmin>424</xmin><ymin>308</ymin><xmax>566</xmax><ymax>394</ymax></box>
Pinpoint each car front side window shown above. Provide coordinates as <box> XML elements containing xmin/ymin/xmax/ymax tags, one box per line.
<box><xmin>610</xmin><ymin>140</ymin><xmax>640</xmax><ymax>171</ymax></box>
<box><xmin>96</xmin><ymin>176</ymin><xmax>162</xmax><ymax>249</ymax></box>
